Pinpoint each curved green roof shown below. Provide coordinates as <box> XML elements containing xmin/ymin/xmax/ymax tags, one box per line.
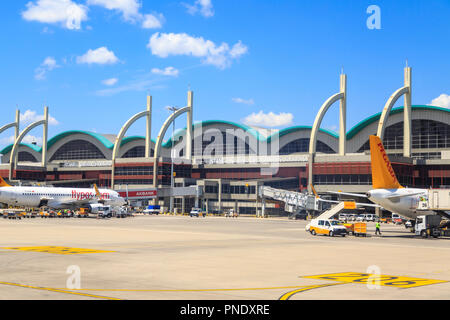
<box><xmin>346</xmin><ymin>105</ymin><xmax>450</xmax><ymax>140</ymax></box>
<box><xmin>266</xmin><ymin>126</ymin><xmax>338</xmax><ymax>143</ymax></box>
<box><xmin>162</xmin><ymin>120</ymin><xmax>261</xmax><ymax>148</ymax></box>
<box><xmin>47</xmin><ymin>130</ymin><xmax>115</xmax><ymax>149</ymax></box>
<box><xmin>44</xmin><ymin>131</ymin><xmax>154</xmax><ymax>149</ymax></box>
<box><xmin>2</xmin><ymin>106</ymin><xmax>448</xmax><ymax>155</ymax></box>
<box><xmin>121</xmin><ymin>136</ymin><xmax>147</xmax><ymax>146</ymax></box>
<box><xmin>0</xmin><ymin>131</ymin><xmax>154</xmax><ymax>155</ymax></box>
<box><xmin>0</xmin><ymin>143</ymin><xmax>42</xmax><ymax>155</ymax></box>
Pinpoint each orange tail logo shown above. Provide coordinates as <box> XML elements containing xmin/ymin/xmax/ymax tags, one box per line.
<box><xmin>0</xmin><ymin>176</ymin><xmax>11</xmax><ymax>187</ymax></box>
<box><xmin>369</xmin><ymin>135</ymin><xmax>403</xmax><ymax>189</ymax></box>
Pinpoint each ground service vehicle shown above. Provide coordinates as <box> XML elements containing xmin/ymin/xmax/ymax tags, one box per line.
<box><xmin>225</xmin><ymin>209</ymin><xmax>238</xmax><ymax>218</ymax></box>
<box><xmin>88</xmin><ymin>204</ymin><xmax>111</xmax><ymax>217</ymax></box>
<box><xmin>307</xmin><ymin>219</ymin><xmax>347</xmax><ymax>237</ymax></box>
<box><xmin>190</xmin><ymin>208</ymin><xmax>205</xmax><ymax>217</ymax></box>
<box><xmin>415</xmin><ymin>215</ymin><xmax>450</xmax><ymax>238</ymax></box>
<box><xmin>143</xmin><ymin>205</ymin><xmax>160</xmax><ymax>215</ymax></box>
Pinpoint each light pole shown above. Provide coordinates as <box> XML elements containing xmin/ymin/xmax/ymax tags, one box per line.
<box><xmin>166</xmin><ymin>106</ymin><xmax>179</xmax><ymax>214</ymax></box>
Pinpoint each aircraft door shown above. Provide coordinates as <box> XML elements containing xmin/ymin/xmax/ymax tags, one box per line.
<box><xmin>433</xmin><ymin>191</ymin><xmax>439</xmax><ymax>209</ymax></box>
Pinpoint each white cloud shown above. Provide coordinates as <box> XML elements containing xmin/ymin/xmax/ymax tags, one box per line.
<box><xmin>35</xmin><ymin>56</ymin><xmax>60</xmax><ymax>80</ymax></box>
<box><xmin>325</xmin><ymin>124</ymin><xmax>338</xmax><ymax>132</ymax></box>
<box><xmin>230</xmin><ymin>41</ymin><xmax>248</xmax><ymax>58</ymax></box>
<box><xmin>0</xmin><ymin>136</ymin><xmax>15</xmax><ymax>145</ymax></box>
<box><xmin>430</xmin><ymin>94</ymin><xmax>450</xmax><ymax>109</ymax></box>
<box><xmin>21</xmin><ymin>0</ymin><xmax>88</xmax><ymax>30</ymax></box>
<box><xmin>147</xmin><ymin>32</ymin><xmax>248</xmax><ymax>69</ymax></box>
<box><xmin>184</xmin><ymin>0</ymin><xmax>214</xmax><ymax>17</ymax></box>
<box><xmin>151</xmin><ymin>66</ymin><xmax>179</xmax><ymax>77</ymax></box>
<box><xmin>0</xmin><ymin>134</ymin><xmax>43</xmax><ymax>148</ymax></box>
<box><xmin>102</xmin><ymin>77</ymin><xmax>118</xmax><ymax>86</ymax></box>
<box><xmin>0</xmin><ymin>134</ymin><xmax>42</xmax><ymax>150</ymax></box>
<box><xmin>21</xmin><ymin>109</ymin><xmax>59</xmax><ymax>126</ymax></box>
<box><xmin>243</xmin><ymin>111</ymin><xmax>293</xmax><ymax>128</ymax></box>
<box><xmin>87</xmin><ymin>0</ymin><xmax>140</xmax><ymax>21</ymax></box>
<box><xmin>22</xmin><ymin>135</ymin><xmax>44</xmax><ymax>145</ymax></box>
<box><xmin>232</xmin><ymin>97</ymin><xmax>254</xmax><ymax>105</ymax></box>
<box><xmin>76</xmin><ymin>47</ymin><xmax>119</xmax><ymax>65</ymax></box>
<box><xmin>142</xmin><ymin>13</ymin><xmax>165</xmax><ymax>29</ymax></box>
<box><xmin>87</xmin><ymin>0</ymin><xmax>164</xmax><ymax>28</ymax></box>
<box><xmin>95</xmin><ymin>76</ymin><xmax>165</xmax><ymax>96</ymax></box>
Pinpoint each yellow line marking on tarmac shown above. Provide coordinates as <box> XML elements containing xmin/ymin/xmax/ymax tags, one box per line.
<box><xmin>54</xmin><ymin>285</ymin><xmax>316</xmax><ymax>293</ymax></box>
<box><xmin>303</xmin><ymin>272</ymin><xmax>448</xmax><ymax>289</ymax></box>
<box><xmin>0</xmin><ymin>281</ymin><xmax>121</xmax><ymax>300</ymax></box>
<box><xmin>279</xmin><ymin>283</ymin><xmax>345</xmax><ymax>300</ymax></box>
<box><xmin>1</xmin><ymin>246</ymin><xmax>114</xmax><ymax>255</ymax></box>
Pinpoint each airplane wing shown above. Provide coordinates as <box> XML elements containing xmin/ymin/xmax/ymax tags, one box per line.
<box><xmin>325</xmin><ymin>191</ymin><xmax>368</xmax><ymax>198</ymax></box>
<box><xmin>47</xmin><ymin>199</ymin><xmax>96</xmax><ymax>208</ymax></box>
<box><xmin>385</xmin><ymin>192</ymin><xmax>426</xmax><ymax>200</ymax></box>
<box><xmin>318</xmin><ymin>198</ymin><xmax>381</xmax><ymax>208</ymax></box>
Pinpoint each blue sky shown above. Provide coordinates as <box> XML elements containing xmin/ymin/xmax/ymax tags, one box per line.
<box><xmin>1</xmin><ymin>0</ymin><xmax>450</xmax><ymax>149</ymax></box>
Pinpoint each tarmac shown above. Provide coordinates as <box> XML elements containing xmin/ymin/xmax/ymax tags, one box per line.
<box><xmin>0</xmin><ymin>215</ymin><xmax>449</xmax><ymax>300</ymax></box>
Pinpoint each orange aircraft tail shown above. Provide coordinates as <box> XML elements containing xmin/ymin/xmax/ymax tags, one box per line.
<box><xmin>0</xmin><ymin>176</ymin><xmax>11</xmax><ymax>187</ymax></box>
<box><xmin>369</xmin><ymin>135</ymin><xmax>403</xmax><ymax>189</ymax></box>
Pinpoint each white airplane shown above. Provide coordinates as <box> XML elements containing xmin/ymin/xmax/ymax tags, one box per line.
<box><xmin>329</xmin><ymin>135</ymin><xmax>440</xmax><ymax>220</ymax></box>
<box><xmin>0</xmin><ymin>177</ymin><xmax>126</xmax><ymax>210</ymax></box>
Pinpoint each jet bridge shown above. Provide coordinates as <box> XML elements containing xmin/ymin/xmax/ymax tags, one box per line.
<box><xmin>258</xmin><ymin>186</ymin><xmax>319</xmax><ymax>217</ymax></box>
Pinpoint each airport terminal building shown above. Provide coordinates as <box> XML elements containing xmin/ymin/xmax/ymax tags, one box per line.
<box><xmin>1</xmin><ymin>104</ymin><xmax>449</xmax><ymax>215</ymax></box>
<box><xmin>1</xmin><ymin>70</ymin><xmax>450</xmax><ymax>215</ymax></box>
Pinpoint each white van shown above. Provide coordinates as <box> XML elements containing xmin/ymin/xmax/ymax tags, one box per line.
<box><xmin>363</xmin><ymin>214</ymin><xmax>375</xmax><ymax>222</ymax></box>
<box><xmin>306</xmin><ymin>219</ymin><xmax>347</xmax><ymax>237</ymax></box>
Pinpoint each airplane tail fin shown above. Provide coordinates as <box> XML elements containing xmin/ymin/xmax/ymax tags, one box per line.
<box><xmin>93</xmin><ymin>184</ymin><xmax>101</xmax><ymax>198</ymax></box>
<box><xmin>369</xmin><ymin>135</ymin><xmax>403</xmax><ymax>189</ymax></box>
<box><xmin>0</xmin><ymin>176</ymin><xmax>11</xmax><ymax>187</ymax></box>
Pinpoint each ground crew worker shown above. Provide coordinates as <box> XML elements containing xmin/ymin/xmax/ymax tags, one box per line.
<box><xmin>375</xmin><ymin>221</ymin><xmax>382</xmax><ymax>235</ymax></box>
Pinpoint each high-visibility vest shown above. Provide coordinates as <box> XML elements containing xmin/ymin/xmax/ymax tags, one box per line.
<box><xmin>376</xmin><ymin>222</ymin><xmax>380</xmax><ymax>228</ymax></box>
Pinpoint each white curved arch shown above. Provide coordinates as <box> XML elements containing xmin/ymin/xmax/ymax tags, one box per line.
<box><xmin>308</xmin><ymin>92</ymin><xmax>344</xmax><ymax>154</ymax></box>
<box><xmin>376</xmin><ymin>86</ymin><xmax>409</xmax><ymax>140</ymax></box>
<box><xmin>153</xmin><ymin>106</ymin><xmax>190</xmax><ymax>188</ymax></box>
<box><xmin>112</xmin><ymin>111</ymin><xmax>148</xmax><ymax>162</ymax></box>
<box><xmin>9</xmin><ymin>120</ymin><xmax>45</xmax><ymax>180</ymax></box>
<box><xmin>0</xmin><ymin>122</ymin><xmax>17</xmax><ymax>135</ymax></box>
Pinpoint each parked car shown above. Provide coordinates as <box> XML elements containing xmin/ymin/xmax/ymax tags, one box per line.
<box><xmin>289</xmin><ymin>210</ymin><xmax>308</xmax><ymax>220</ymax></box>
<box><xmin>190</xmin><ymin>208</ymin><xmax>206</xmax><ymax>218</ymax></box>
<box><xmin>392</xmin><ymin>213</ymin><xmax>404</xmax><ymax>225</ymax></box>
<box><xmin>363</xmin><ymin>214</ymin><xmax>376</xmax><ymax>222</ymax></box>
<box><xmin>338</xmin><ymin>213</ymin><xmax>348</xmax><ymax>222</ymax></box>
<box><xmin>356</xmin><ymin>215</ymin><xmax>365</xmax><ymax>222</ymax></box>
